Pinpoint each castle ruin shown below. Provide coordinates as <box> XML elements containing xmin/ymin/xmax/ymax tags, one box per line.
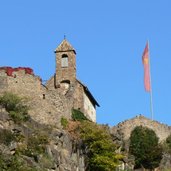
<box><xmin>111</xmin><ymin>115</ymin><xmax>171</xmax><ymax>142</ymax></box>
<box><xmin>0</xmin><ymin>39</ymin><xmax>99</xmax><ymax>125</ymax></box>
<box><xmin>1</xmin><ymin>39</ymin><xmax>171</xmax><ymax>143</ymax></box>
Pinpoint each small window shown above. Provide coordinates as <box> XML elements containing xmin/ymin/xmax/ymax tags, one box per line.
<box><xmin>61</xmin><ymin>54</ymin><xmax>68</xmax><ymax>67</ymax></box>
<box><xmin>43</xmin><ymin>94</ymin><xmax>45</xmax><ymax>99</ymax></box>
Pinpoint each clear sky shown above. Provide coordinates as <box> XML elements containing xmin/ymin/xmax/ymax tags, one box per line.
<box><xmin>1</xmin><ymin>1</ymin><xmax>171</xmax><ymax>126</ymax></box>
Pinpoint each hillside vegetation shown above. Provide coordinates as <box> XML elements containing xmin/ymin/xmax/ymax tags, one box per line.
<box><xmin>1</xmin><ymin>93</ymin><xmax>171</xmax><ymax>170</ymax></box>
<box><xmin>0</xmin><ymin>93</ymin><xmax>124</xmax><ymax>171</ymax></box>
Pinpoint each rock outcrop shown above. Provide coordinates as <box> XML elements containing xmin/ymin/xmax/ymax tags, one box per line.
<box><xmin>0</xmin><ymin>111</ymin><xmax>86</xmax><ymax>171</ymax></box>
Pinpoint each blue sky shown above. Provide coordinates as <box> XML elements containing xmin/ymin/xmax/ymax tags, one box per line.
<box><xmin>1</xmin><ymin>1</ymin><xmax>171</xmax><ymax>126</ymax></box>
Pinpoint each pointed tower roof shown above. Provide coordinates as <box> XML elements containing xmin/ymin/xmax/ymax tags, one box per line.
<box><xmin>54</xmin><ymin>39</ymin><xmax>76</xmax><ymax>54</ymax></box>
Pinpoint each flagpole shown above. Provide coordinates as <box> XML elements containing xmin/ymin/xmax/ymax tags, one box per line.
<box><xmin>148</xmin><ymin>41</ymin><xmax>154</xmax><ymax>120</ymax></box>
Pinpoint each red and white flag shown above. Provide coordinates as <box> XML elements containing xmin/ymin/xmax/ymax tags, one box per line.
<box><xmin>142</xmin><ymin>42</ymin><xmax>151</xmax><ymax>92</ymax></box>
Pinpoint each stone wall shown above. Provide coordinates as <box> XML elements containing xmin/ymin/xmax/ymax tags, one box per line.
<box><xmin>0</xmin><ymin>69</ymin><xmax>43</xmax><ymax>97</ymax></box>
<box><xmin>72</xmin><ymin>81</ymin><xmax>84</xmax><ymax>112</ymax></box>
<box><xmin>0</xmin><ymin>76</ymin><xmax>7</xmax><ymax>89</ymax></box>
<box><xmin>0</xmin><ymin>69</ymin><xmax>70</xmax><ymax>126</ymax></box>
<box><xmin>46</xmin><ymin>77</ymin><xmax>96</xmax><ymax>122</ymax></box>
<box><xmin>111</xmin><ymin>115</ymin><xmax>171</xmax><ymax>142</ymax></box>
<box><xmin>83</xmin><ymin>92</ymin><xmax>96</xmax><ymax>122</ymax></box>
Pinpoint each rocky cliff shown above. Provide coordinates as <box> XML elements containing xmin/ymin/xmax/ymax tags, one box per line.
<box><xmin>0</xmin><ymin>110</ymin><xmax>86</xmax><ymax>171</ymax></box>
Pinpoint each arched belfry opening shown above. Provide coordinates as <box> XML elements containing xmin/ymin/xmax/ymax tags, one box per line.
<box><xmin>61</xmin><ymin>54</ymin><xmax>68</xmax><ymax>67</ymax></box>
<box><xmin>61</xmin><ymin>80</ymin><xmax>70</xmax><ymax>84</ymax></box>
<box><xmin>60</xmin><ymin>80</ymin><xmax>70</xmax><ymax>95</ymax></box>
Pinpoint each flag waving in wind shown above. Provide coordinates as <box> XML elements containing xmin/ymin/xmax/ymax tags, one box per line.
<box><xmin>142</xmin><ymin>42</ymin><xmax>151</xmax><ymax>92</ymax></box>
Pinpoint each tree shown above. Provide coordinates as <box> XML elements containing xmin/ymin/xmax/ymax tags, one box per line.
<box><xmin>162</xmin><ymin>134</ymin><xmax>171</xmax><ymax>154</ymax></box>
<box><xmin>129</xmin><ymin>126</ymin><xmax>162</xmax><ymax>170</ymax></box>
<box><xmin>79</xmin><ymin>121</ymin><xmax>123</xmax><ymax>171</ymax></box>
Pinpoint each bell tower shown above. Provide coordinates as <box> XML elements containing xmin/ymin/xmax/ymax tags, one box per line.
<box><xmin>54</xmin><ymin>39</ymin><xmax>76</xmax><ymax>88</ymax></box>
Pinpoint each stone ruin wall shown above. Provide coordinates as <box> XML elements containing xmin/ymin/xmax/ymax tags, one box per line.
<box><xmin>72</xmin><ymin>81</ymin><xmax>84</xmax><ymax>112</ymax></box>
<box><xmin>46</xmin><ymin>77</ymin><xmax>84</xmax><ymax>118</ymax></box>
<box><xmin>0</xmin><ymin>69</ymin><xmax>43</xmax><ymax>97</ymax></box>
<box><xmin>112</xmin><ymin>115</ymin><xmax>171</xmax><ymax>142</ymax></box>
<box><xmin>46</xmin><ymin>77</ymin><xmax>96</xmax><ymax>122</ymax></box>
<box><xmin>0</xmin><ymin>69</ymin><xmax>70</xmax><ymax>126</ymax></box>
<box><xmin>45</xmin><ymin>75</ymin><xmax>74</xmax><ymax>119</ymax></box>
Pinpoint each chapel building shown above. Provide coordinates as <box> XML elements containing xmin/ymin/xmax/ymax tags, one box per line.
<box><xmin>46</xmin><ymin>39</ymin><xmax>99</xmax><ymax>122</ymax></box>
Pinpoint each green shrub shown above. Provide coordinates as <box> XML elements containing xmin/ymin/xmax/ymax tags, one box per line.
<box><xmin>23</xmin><ymin>131</ymin><xmax>49</xmax><ymax>160</ymax></box>
<box><xmin>0</xmin><ymin>129</ymin><xmax>16</xmax><ymax>146</ymax></box>
<box><xmin>61</xmin><ymin>117</ymin><xmax>68</xmax><ymax>128</ymax></box>
<box><xmin>39</xmin><ymin>154</ymin><xmax>55</xmax><ymax>169</ymax></box>
<box><xmin>0</xmin><ymin>92</ymin><xmax>21</xmax><ymax>112</ymax></box>
<box><xmin>129</xmin><ymin>126</ymin><xmax>162</xmax><ymax>169</ymax></box>
<box><xmin>163</xmin><ymin>134</ymin><xmax>171</xmax><ymax>154</ymax></box>
<box><xmin>0</xmin><ymin>153</ymin><xmax>39</xmax><ymax>171</ymax></box>
<box><xmin>0</xmin><ymin>92</ymin><xmax>29</xmax><ymax>123</ymax></box>
<box><xmin>166</xmin><ymin>134</ymin><xmax>171</xmax><ymax>150</ymax></box>
<box><xmin>72</xmin><ymin>109</ymin><xmax>88</xmax><ymax>121</ymax></box>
